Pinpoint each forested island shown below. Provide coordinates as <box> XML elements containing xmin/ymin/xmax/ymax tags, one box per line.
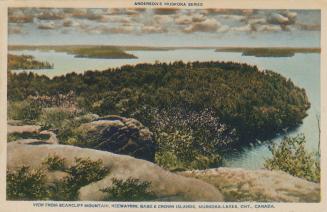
<box><xmin>8</xmin><ymin>61</ymin><xmax>310</xmax><ymax>170</ymax></box>
<box><xmin>8</xmin><ymin>54</ymin><xmax>53</xmax><ymax>70</ymax></box>
<box><xmin>9</xmin><ymin>45</ymin><xmax>172</xmax><ymax>59</ymax></box>
<box><xmin>215</xmin><ymin>47</ymin><xmax>320</xmax><ymax>57</ymax></box>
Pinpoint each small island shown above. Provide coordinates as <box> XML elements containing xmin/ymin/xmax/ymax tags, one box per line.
<box><xmin>8</xmin><ymin>54</ymin><xmax>53</xmax><ymax>70</ymax></box>
<box><xmin>215</xmin><ymin>47</ymin><xmax>320</xmax><ymax>57</ymax></box>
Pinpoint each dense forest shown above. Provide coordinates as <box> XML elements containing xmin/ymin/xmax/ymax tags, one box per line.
<box><xmin>8</xmin><ymin>61</ymin><xmax>310</xmax><ymax>143</ymax></box>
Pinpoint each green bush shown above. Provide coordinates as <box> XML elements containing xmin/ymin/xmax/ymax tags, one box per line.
<box><xmin>154</xmin><ymin>130</ymin><xmax>221</xmax><ymax>171</ymax></box>
<box><xmin>38</xmin><ymin>107</ymin><xmax>76</xmax><ymax>130</ymax></box>
<box><xmin>59</xmin><ymin>157</ymin><xmax>109</xmax><ymax>200</ymax></box>
<box><xmin>42</xmin><ymin>155</ymin><xmax>66</xmax><ymax>171</ymax></box>
<box><xmin>7</xmin><ymin>157</ymin><xmax>109</xmax><ymax>201</ymax></box>
<box><xmin>8</xmin><ymin>100</ymin><xmax>42</xmax><ymax>121</ymax></box>
<box><xmin>264</xmin><ymin>134</ymin><xmax>320</xmax><ymax>183</ymax></box>
<box><xmin>7</xmin><ymin>166</ymin><xmax>47</xmax><ymax>200</ymax></box>
<box><xmin>101</xmin><ymin>178</ymin><xmax>156</xmax><ymax>201</ymax></box>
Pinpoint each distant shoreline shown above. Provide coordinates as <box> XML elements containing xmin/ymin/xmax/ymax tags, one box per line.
<box><xmin>215</xmin><ymin>47</ymin><xmax>320</xmax><ymax>57</ymax></box>
<box><xmin>9</xmin><ymin>45</ymin><xmax>320</xmax><ymax>58</ymax></box>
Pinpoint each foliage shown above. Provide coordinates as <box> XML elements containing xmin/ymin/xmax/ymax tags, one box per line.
<box><xmin>58</xmin><ymin>157</ymin><xmax>109</xmax><ymax>200</ymax></box>
<box><xmin>7</xmin><ymin>166</ymin><xmax>47</xmax><ymax>200</ymax></box>
<box><xmin>7</xmin><ymin>157</ymin><xmax>109</xmax><ymax>201</ymax></box>
<box><xmin>155</xmin><ymin>130</ymin><xmax>221</xmax><ymax>170</ymax></box>
<box><xmin>8</xmin><ymin>61</ymin><xmax>310</xmax><ymax>143</ymax></box>
<box><xmin>38</xmin><ymin>107</ymin><xmax>77</xmax><ymax>130</ymax></box>
<box><xmin>8</xmin><ymin>100</ymin><xmax>42</xmax><ymax>121</ymax></box>
<box><xmin>145</xmin><ymin>107</ymin><xmax>235</xmax><ymax>170</ymax></box>
<box><xmin>8</xmin><ymin>54</ymin><xmax>53</xmax><ymax>71</ymax></box>
<box><xmin>101</xmin><ymin>178</ymin><xmax>156</xmax><ymax>201</ymax></box>
<box><xmin>264</xmin><ymin>134</ymin><xmax>320</xmax><ymax>183</ymax></box>
<box><xmin>42</xmin><ymin>155</ymin><xmax>66</xmax><ymax>171</ymax></box>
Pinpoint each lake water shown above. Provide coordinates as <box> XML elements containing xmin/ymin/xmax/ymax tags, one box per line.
<box><xmin>10</xmin><ymin>49</ymin><xmax>320</xmax><ymax>169</ymax></box>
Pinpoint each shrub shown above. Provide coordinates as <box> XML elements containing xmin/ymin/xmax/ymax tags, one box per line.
<box><xmin>42</xmin><ymin>155</ymin><xmax>66</xmax><ymax>171</ymax></box>
<box><xmin>59</xmin><ymin>157</ymin><xmax>109</xmax><ymax>200</ymax></box>
<box><xmin>264</xmin><ymin>134</ymin><xmax>320</xmax><ymax>183</ymax></box>
<box><xmin>7</xmin><ymin>166</ymin><xmax>47</xmax><ymax>200</ymax></box>
<box><xmin>38</xmin><ymin>107</ymin><xmax>76</xmax><ymax>130</ymax></box>
<box><xmin>101</xmin><ymin>178</ymin><xmax>156</xmax><ymax>201</ymax></box>
<box><xmin>7</xmin><ymin>158</ymin><xmax>109</xmax><ymax>201</ymax></box>
<box><xmin>144</xmin><ymin>108</ymin><xmax>233</xmax><ymax>170</ymax></box>
<box><xmin>155</xmin><ymin>130</ymin><xmax>222</xmax><ymax>170</ymax></box>
<box><xmin>8</xmin><ymin>100</ymin><xmax>42</xmax><ymax>121</ymax></box>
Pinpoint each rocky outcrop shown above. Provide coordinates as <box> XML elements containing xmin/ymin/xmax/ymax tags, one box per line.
<box><xmin>8</xmin><ymin>123</ymin><xmax>59</xmax><ymax>145</ymax></box>
<box><xmin>7</xmin><ymin>142</ymin><xmax>223</xmax><ymax>201</ymax></box>
<box><xmin>180</xmin><ymin>168</ymin><xmax>320</xmax><ymax>202</ymax></box>
<box><xmin>76</xmin><ymin>115</ymin><xmax>156</xmax><ymax>161</ymax></box>
<box><xmin>7</xmin><ymin>124</ymin><xmax>41</xmax><ymax>134</ymax></box>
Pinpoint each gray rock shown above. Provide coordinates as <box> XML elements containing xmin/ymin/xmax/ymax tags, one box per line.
<box><xmin>180</xmin><ymin>168</ymin><xmax>320</xmax><ymax>202</ymax></box>
<box><xmin>76</xmin><ymin>115</ymin><xmax>156</xmax><ymax>161</ymax></box>
<box><xmin>7</xmin><ymin>142</ymin><xmax>224</xmax><ymax>201</ymax></box>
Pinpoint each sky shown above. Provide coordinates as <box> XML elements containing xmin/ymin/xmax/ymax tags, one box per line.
<box><xmin>8</xmin><ymin>8</ymin><xmax>321</xmax><ymax>47</ymax></box>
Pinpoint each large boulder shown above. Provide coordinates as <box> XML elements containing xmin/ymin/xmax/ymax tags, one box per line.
<box><xmin>7</xmin><ymin>142</ymin><xmax>223</xmax><ymax>201</ymax></box>
<box><xmin>75</xmin><ymin>115</ymin><xmax>156</xmax><ymax>161</ymax></box>
<box><xmin>180</xmin><ymin>168</ymin><xmax>320</xmax><ymax>202</ymax></box>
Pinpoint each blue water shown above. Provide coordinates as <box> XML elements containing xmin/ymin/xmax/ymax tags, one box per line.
<box><xmin>10</xmin><ymin>49</ymin><xmax>320</xmax><ymax>169</ymax></box>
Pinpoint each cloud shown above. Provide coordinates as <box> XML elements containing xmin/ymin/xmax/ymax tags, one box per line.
<box><xmin>153</xmin><ymin>8</ymin><xmax>179</xmax><ymax>15</ymax></box>
<box><xmin>107</xmin><ymin>15</ymin><xmax>132</xmax><ymax>23</ymax></box>
<box><xmin>175</xmin><ymin>13</ymin><xmax>207</xmax><ymax>25</ymax></box>
<box><xmin>267</xmin><ymin>11</ymin><xmax>297</xmax><ymax>26</ymax></box>
<box><xmin>183</xmin><ymin>18</ymin><xmax>220</xmax><ymax>33</ymax></box>
<box><xmin>106</xmin><ymin>8</ymin><xmax>142</xmax><ymax>16</ymax></box>
<box><xmin>78</xmin><ymin>24</ymin><xmax>136</xmax><ymax>34</ymax></box>
<box><xmin>256</xmin><ymin>24</ymin><xmax>281</xmax><ymax>32</ymax></box>
<box><xmin>9</xmin><ymin>15</ymin><xmax>33</xmax><ymax>23</ymax></box>
<box><xmin>247</xmin><ymin>18</ymin><xmax>266</xmax><ymax>25</ymax></box>
<box><xmin>38</xmin><ymin>22</ymin><xmax>58</xmax><ymax>30</ymax></box>
<box><xmin>63</xmin><ymin>19</ymin><xmax>73</xmax><ymax>27</ymax></box>
<box><xmin>175</xmin><ymin>15</ymin><xmax>192</xmax><ymax>25</ymax></box>
<box><xmin>206</xmin><ymin>9</ymin><xmax>255</xmax><ymax>16</ymax></box>
<box><xmin>230</xmin><ymin>24</ymin><xmax>252</xmax><ymax>32</ymax></box>
<box><xmin>141</xmin><ymin>25</ymin><xmax>167</xmax><ymax>33</ymax></box>
<box><xmin>153</xmin><ymin>15</ymin><xmax>173</xmax><ymax>25</ymax></box>
<box><xmin>71</xmin><ymin>9</ymin><xmax>106</xmax><ymax>21</ymax></box>
<box><xmin>217</xmin><ymin>14</ymin><xmax>246</xmax><ymax>21</ymax></box>
<box><xmin>37</xmin><ymin>10</ymin><xmax>65</xmax><ymax>20</ymax></box>
<box><xmin>192</xmin><ymin>14</ymin><xmax>206</xmax><ymax>22</ymax></box>
<box><xmin>8</xmin><ymin>8</ymin><xmax>320</xmax><ymax>37</ymax></box>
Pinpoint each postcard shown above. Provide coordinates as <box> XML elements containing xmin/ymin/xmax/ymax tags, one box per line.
<box><xmin>0</xmin><ymin>0</ymin><xmax>326</xmax><ymax>211</ymax></box>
